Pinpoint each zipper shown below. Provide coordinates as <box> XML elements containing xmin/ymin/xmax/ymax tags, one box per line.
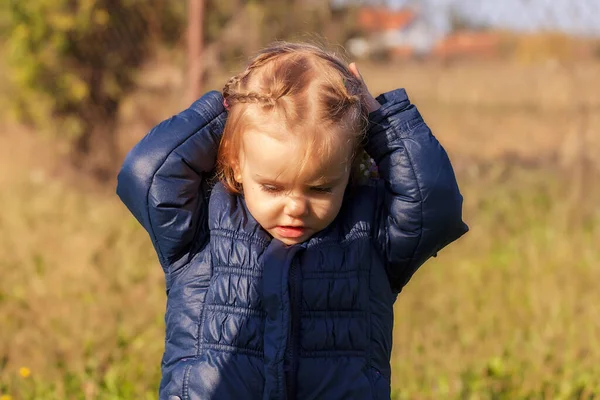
<box><xmin>285</xmin><ymin>257</ymin><xmax>301</xmax><ymax>400</ymax></box>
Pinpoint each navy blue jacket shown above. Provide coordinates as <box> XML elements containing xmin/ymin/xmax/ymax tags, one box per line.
<box><xmin>116</xmin><ymin>88</ymin><xmax>468</xmax><ymax>400</ymax></box>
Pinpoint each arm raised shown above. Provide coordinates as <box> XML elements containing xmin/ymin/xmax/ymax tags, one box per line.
<box><xmin>365</xmin><ymin>89</ymin><xmax>468</xmax><ymax>293</ymax></box>
<box><xmin>116</xmin><ymin>91</ymin><xmax>227</xmax><ymax>272</ymax></box>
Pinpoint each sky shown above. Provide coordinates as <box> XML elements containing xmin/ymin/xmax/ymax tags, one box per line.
<box><xmin>340</xmin><ymin>0</ymin><xmax>600</xmax><ymax>37</ymax></box>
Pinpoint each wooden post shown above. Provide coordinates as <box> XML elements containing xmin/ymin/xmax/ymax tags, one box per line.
<box><xmin>188</xmin><ymin>0</ymin><xmax>204</xmax><ymax>103</ymax></box>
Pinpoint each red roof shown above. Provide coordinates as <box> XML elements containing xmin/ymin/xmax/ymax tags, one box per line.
<box><xmin>433</xmin><ymin>31</ymin><xmax>501</xmax><ymax>58</ymax></box>
<box><xmin>357</xmin><ymin>7</ymin><xmax>416</xmax><ymax>33</ymax></box>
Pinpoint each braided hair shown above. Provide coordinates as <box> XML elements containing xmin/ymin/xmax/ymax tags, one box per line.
<box><xmin>217</xmin><ymin>41</ymin><xmax>372</xmax><ymax>194</ymax></box>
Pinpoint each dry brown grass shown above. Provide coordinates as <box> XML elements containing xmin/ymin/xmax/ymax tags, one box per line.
<box><xmin>120</xmin><ymin>58</ymin><xmax>600</xmax><ymax>169</ymax></box>
<box><xmin>1</xmin><ymin>59</ymin><xmax>599</xmax><ymax>399</ymax></box>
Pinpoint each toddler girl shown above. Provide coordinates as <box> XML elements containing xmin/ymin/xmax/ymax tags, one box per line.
<box><xmin>117</xmin><ymin>41</ymin><xmax>468</xmax><ymax>400</ymax></box>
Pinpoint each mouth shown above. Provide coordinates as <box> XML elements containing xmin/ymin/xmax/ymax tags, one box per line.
<box><xmin>274</xmin><ymin>225</ymin><xmax>307</xmax><ymax>239</ymax></box>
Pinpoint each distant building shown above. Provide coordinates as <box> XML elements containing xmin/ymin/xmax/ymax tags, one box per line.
<box><xmin>347</xmin><ymin>6</ymin><xmax>441</xmax><ymax>59</ymax></box>
<box><xmin>346</xmin><ymin>6</ymin><xmax>501</xmax><ymax>61</ymax></box>
<box><xmin>432</xmin><ymin>31</ymin><xmax>502</xmax><ymax>60</ymax></box>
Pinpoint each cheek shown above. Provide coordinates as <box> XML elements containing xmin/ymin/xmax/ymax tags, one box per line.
<box><xmin>311</xmin><ymin>194</ymin><xmax>345</xmax><ymax>221</ymax></box>
<box><xmin>243</xmin><ymin>184</ymin><xmax>280</xmax><ymax>215</ymax></box>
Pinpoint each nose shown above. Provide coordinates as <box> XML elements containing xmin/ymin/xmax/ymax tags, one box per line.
<box><xmin>284</xmin><ymin>194</ymin><xmax>309</xmax><ymax>218</ymax></box>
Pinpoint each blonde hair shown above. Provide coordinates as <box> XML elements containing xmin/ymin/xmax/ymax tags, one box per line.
<box><xmin>217</xmin><ymin>41</ymin><xmax>369</xmax><ymax>194</ymax></box>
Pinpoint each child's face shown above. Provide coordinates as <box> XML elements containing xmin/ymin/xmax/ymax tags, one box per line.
<box><xmin>233</xmin><ymin>124</ymin><xmax>352</xmax><ymax>246</ymax></box>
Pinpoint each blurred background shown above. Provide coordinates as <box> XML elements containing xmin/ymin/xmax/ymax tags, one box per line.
<box><xmin>0</xmin><ymin>0</ymin><xmax>599</xmax><ymax>398</ymax></box>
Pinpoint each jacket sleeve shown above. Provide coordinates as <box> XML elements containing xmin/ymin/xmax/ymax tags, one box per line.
<box><xmin>365</xmin><ymin>89</ymin><xmax>468</xmax><ymax>293</ymax></box>
<box><xmin>116</xmin><ymin>91</ymin><xmax>227</xmax><ymax>272</ymax></box>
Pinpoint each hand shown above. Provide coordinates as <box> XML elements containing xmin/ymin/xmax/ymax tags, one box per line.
<box><xmin>349</xmin><ymin>63</ymin><xmax>381</xmax><ymax>113</ymax></box>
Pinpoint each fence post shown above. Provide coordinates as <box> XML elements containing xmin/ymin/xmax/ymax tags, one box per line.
<box><xmin>188</xmin><ymin>0</ymin><xmax>205</xmax><ymax>103</ymax></box>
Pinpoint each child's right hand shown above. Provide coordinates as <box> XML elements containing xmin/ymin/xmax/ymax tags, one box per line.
<box><xmin>348</xmin><ymin>63</ymin><xmax>381</xmax><ymax>113</ymax></box>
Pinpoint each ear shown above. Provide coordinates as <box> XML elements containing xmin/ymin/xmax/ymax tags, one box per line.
<box><xmin>232</xmin><ymin>160</ymin><xmax>243</xmax><ymax>183</ymax></box>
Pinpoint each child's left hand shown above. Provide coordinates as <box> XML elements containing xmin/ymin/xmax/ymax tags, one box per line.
<box><xmin>349</xmin><ymin>63</ymin><xmax>381</xmax><ymax>113</ymax></box>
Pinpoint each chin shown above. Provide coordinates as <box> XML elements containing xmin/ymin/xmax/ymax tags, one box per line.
<box><xmin>276</xmin><ymin>236</ymin><xmax>306</xmax><ymax>246</ymax></box>
<box><xmin>269</xmin><ymin>231</ymin><xmax>312</xmax><ymax>246</ymax></box>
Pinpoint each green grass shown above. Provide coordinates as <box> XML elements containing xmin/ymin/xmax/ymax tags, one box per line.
<box><xmin>0</xmin><ymin>163</ymin><xmax>598</xmax><ymax>399</ymax></box>
<box><xmin>1</xmin><ymin>56</ymin><xmax>599</xmax><ymax>399</ymax></box>
<box><xmin>390</xmin><ymin>166</ymin><xmax>600</xmax><ymax>399</ymax></box>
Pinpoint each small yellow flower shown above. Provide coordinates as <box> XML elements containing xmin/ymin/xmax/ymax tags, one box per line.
<box><xmin>19</xmin><ymin>366</ymin><xmax>31</xmax><ymax>378</ymax></box>
<box><xmin>1</xmin><ymin>394</ymin><xmax>13</xmax><ymax>400</ymax></box>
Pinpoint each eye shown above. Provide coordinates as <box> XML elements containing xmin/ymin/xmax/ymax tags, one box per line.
<box><xmin>311</xmin><ymin>186</ymin><xmax>333</xmax><ymax>194</ymax></box>
<box><xmin>260</xmin><ymin>184</ymin><xmax>282</xmax><ymax>193</ymax></box>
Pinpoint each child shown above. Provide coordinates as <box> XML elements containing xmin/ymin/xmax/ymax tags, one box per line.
<box><xmin>117</xmin><ymin>42</ymin><xmax>468</xmax><ymax>400</ymax></box>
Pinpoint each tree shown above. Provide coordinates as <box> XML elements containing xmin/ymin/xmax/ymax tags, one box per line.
<box><xmin>1</xmin><ymin>0</ymin><xmax>357</xmax><ymax>180</ymax></box>
<box><xmin>2</xmin><ymin>0</ymin><xmax>184</xmax><ymax>179</ymax></box>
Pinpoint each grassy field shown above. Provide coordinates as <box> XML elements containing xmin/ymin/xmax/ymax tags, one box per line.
<box><xmin>1</xmin><ymin>60</ymin><xmax>599</xmax><ymax>399</ymax></box>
